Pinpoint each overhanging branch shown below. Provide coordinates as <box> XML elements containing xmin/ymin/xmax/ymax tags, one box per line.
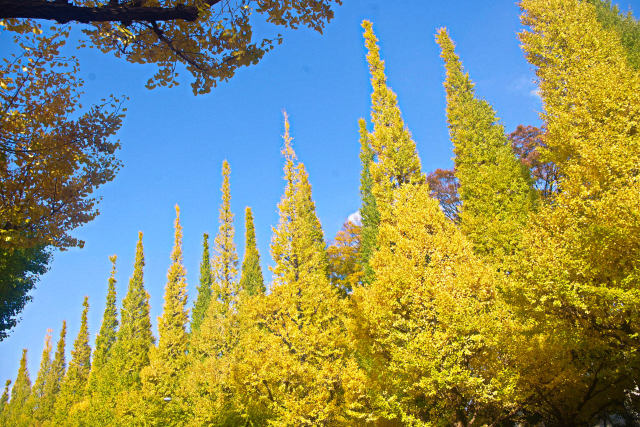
<box><xmin>0</xmin><ymin>0</ymin><xmax>224</xmax><ymax>24</ymax></box>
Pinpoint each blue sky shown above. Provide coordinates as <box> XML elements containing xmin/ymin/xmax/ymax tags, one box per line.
<box><xmin>1</xmin><ymin>0</ymin><xmax>638</xmax><ymax>384</ymax></box>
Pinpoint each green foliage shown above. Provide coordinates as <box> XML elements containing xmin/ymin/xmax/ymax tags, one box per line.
<box><xmin>112</xmin><ymin>232</ymin><xmax>154</xmax><ymax>390</ymax></box>
<box><xmin>140</xmin><ymin>206</ymin><xmax>190</xmax><ymax>424</ymax></box>
<box><xmin>357</xmin><ymin>118</ymin><xmax>379</xmax><ymax>286</ymax></box>
<box><xmin>0</xmin><ymin>246</ymin><xmax>50</xmax><ymax>340</ymax></box>
<box><xmin>28</xmin><ymin>331</ymin><xmax>52</xmax><ymax>422</ymax></box>
<box><xmin>38</xmin><ymin>321</ymin><xmax>66</xmax><ymax>420</ymax></box>
<box><xmin>239</xmin><ymin>207</ymin><xmax>265</xmax><ymax>297</ymax></box>
<box><xmin>587</xmin><ymin>0</ymin><xmax>640</xmax><ymax>69</ymax></box>
<box><xmin>6</xmin><ymin>349</ymin><xmax>30</xmax><ymax>426</ymax></box>
<box><xmin>90</xmin><ymin>256</ymin><xmax>118</xmax><ymax>384</ymax></box>
<box><xmin>436</xmin><ymin>28</ymin><xmax>536</xmax><ymax>263</ymax></box>
<box><xmin>54</xmin><ymin>297</ymin><xmax>92</xmax><ymax>423</ymax></box>
<box><xmin>191</xmin><ymin>233</ymin><xmax>212</xmax><ymax>332</ymax></box>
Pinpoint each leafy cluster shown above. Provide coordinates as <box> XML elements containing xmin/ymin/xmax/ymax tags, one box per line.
<box><xmin>2</xmin><ymin>0</ymin><xmax>640</xmax><ymax>425</ymax></box>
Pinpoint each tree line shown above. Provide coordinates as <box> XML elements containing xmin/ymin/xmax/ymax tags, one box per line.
<box><xmin>2</xmin><ymin>0</ymin><xmax>640</xmax><ymax>424</ymax></box>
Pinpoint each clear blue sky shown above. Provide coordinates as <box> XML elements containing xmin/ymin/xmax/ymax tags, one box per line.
<box><xmin>2</xmin><ymin>0</ymin><xmax>638</xmax><ymax>384</ymax></box>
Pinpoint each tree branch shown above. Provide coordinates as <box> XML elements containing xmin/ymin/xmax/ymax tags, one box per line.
<box><xmin>0</xmin><ymin>0</ymin><xmax>224</xmax><ymax>24</ymax></box>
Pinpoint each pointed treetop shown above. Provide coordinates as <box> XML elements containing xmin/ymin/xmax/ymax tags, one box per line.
<box><xmin>361</xmin><ymin>20</ymin><xmax>424</xmax><ymax>205</ymax></box>
<box><xmin>436</xmin><ymin>27</ymin><xmax>535</xmax><ymax>261</ymax></box>
<box><xmin>240</xmin><ymin>206</ymin><xmax>265</xmax><ymax>297</ymax></box>
<box><xmin>435</xmin><ymin>28</ymin><xmax>475</xmax><ymax>99</ymax></box>
<box><xmin>191</xmin><ymin>233</ymin><xmax>212</xmax><ymax>332</ymax></box>
<box><xmin>91</xmin><ymin>255</ymin><xmax>118</xmax><ymax>377</ymax></box>
<box><xmin>109</xmin><ymin>231</ymin><xmax>154</xmax><ymax>391</ymax></box>
<box><xmin>171</xmin><ymin>204</ymin><xmax>183</xmax><ymax>265</ymax></box>
<box><xmin>282</xmin><ymin>111</ymin><xmax>297</xmax><ymax>168</ymax></box>
<box><xmin>11</xmin><ymin>349</ymin><xmax>31</xmax><ymax>404</ymax></box>
<box><xmin>157</xmin><ymin>204</ymin><xmax>189</xmax><ymax>353</ymax></box>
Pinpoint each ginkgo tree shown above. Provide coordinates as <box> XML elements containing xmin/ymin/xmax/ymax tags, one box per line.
<box><xmin>1</xmin><ymin>0</ymin><xmax>342</xmax><ymax>95</ymax></box>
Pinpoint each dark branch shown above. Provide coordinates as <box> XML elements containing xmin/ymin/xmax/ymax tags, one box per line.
<box><xmin>0</xmin><ymin>0</ymin><xmax>224</xmax><ymax>24</ymax></box>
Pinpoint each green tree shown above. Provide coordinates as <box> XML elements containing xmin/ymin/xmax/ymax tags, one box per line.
<box><xmin>436</xmin><ymin>28</ymin><xmax>535</xmax><ymax>263</ymax></box>
<box><xmin>113</xmin><ymin>232</ymin><xmax>154</xmax><ymax>388</ymax></box>
<box><xmin>362</xmin><ymin>20</ymin><xmax>424</xmax><ymax>211</ymax></box>
<box><xmin>27</xmin><ymin>330</ymin><xmax>52</xmax><ymax>422</ymax></box>
<box><xmin>186</xmin><ymin>168</ymin><xmax>242</xmax><ymax>424</ymax></box>
<box><xmin>239</xmin><ymin>207</ymin><xmax>265</xmax><ymax>297</ymax></box>
<box><xmin>191</xmin><ymin>233</ymin><xmax>212</xmax><ymax>332</ymax></box>
<box><xmin>98</xmin><ymin>232</ymin><xmax>153</xmax><ymax>423</ymax></box>
<box><xmin>38</xmin><ymin>321</ymin><xmax>66</xmax><ymax>420</ymax></box>
<box><xmin>6</xmin><ymin>349</ymin><xmax>30</xmax><ymax>426</ymax></box>
<box><xmin>140</xmin><ymin>205</ymin><xmax>190</xmax><ymax>425</ymax></box>
<box><xmin>357</xmin><ymin>118</ymin><xmax>379</xmax><ymax>285</ymax></box>
<box><xmin>54</xmin><ymin>297</ymin><xmax>92</xmax><ymax>423</ymax></box>
<box><xmin>89</xmin><ymin>256</ymin><xmax>119</xmax><ymax>387</ymax></box>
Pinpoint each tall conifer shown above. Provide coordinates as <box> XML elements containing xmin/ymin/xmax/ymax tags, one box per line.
<box><xmin>211</xmin><ymin>160</ymin><xmax>239</xmax><ymax>310</ymax></box>
<box><xmin>232</xmin><ymin>113</ymin><xmax>346</xmax><ymax>424</ymax></box>
<box><xmin>28</xmin><ymin>330</ymin><xmax>52</xmax><ymax>422</ymax></box>
<box><xmin>141</xmin><ymin>205</ymin><xmax>189</xmax><ymax>424</ymax></box>
<box><xmin>54</xmin><ymin>297</ymin><xmax>92</xmax><ymax>421</ymax></box>
<box><xmin>239</xmin><ymin>207</ymin><xmax>265</xmax><ymax>296</ymax></box>
<box><xmin>38</xmin><ymin>321</ymin><xmax>66</xmax><ymax>418</ymax></box>
<box><xmin>111</xmin><ymin>232</ymin><xmax>154</xmax><ymax>390</ymax></box>
<box><xmin>357</xmin><ymin>118</ymin><xmax>379</xmax><ymax>284</ymax></box>
<box><xmin>191</xmin><ymin>233</ymin><xmax>212</xmax><ymax>332</ymax></box>
<box><xmin>436</xmin><ymin>28</ymin><xmax>535</xmax><ymax>262</ymax></box>
<box><xmin>89</xmin><ymin>255</ymin><xmax>118</xmax><ymax>387</ymax></box>
<box><xmin>6</xmin><ymin>349</ymin><xmax>30</xmax><ymax>425</ymax></box>
<box><xmin>362</xmin><ymin>20</ymin><xmax>424</xmax><ymax>210</ymax></box>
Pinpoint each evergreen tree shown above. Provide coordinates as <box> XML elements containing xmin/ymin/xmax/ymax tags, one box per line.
<box><xmin>436</xmin><ymin>28</ymin><xmax>535</xmax><ymax>263</ymax></box>
<box><xmin>89</xmin><ymin>255</ymin><xmax>118</xmax><ymax>387</ymax></box>
<box><xmin>6</xmin><ymin>349</ymin><xmax>30</xmax><ymax>425</ymax></box>
<box><xmin>357</xmin><ymin>118</ymin><xmax>379</xmax><ymax>285</ymax></box>
<box><xmin>211</xmin><ymin>160</ymin><xmax>239</xmax><ymax>310</ymax></box>
<box><xmin>38</xmin><ymin>321</ymin><xmax>66</xmax><ymax>419</ymax></box>
<box><xmin>362</xmin><ymin>20</ymin><xmax>424</xmax><ymax>210</ymax></box>
<box><xmin>239</xmin><ymin>207</ymin><xmax>265</xmax><ymax>297</ymax></box>
<box><xmin>140</xmin><ymin>205</ymin><xmax>190</xmax><ymax>424</ymax></box>
<box><xmin>191</xmin><ymin>233</ymin><xmax>212</xmax><ymax>332</ymax></box>
<box><xmin>54</xmin><ymin>297</ymin><xmax>92</xmax><ymax>422</ymax></box>
<box><xmin>28</xmin><ymin>330</ymin><xmax>52</xmax><ymax>422</ymax></box>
